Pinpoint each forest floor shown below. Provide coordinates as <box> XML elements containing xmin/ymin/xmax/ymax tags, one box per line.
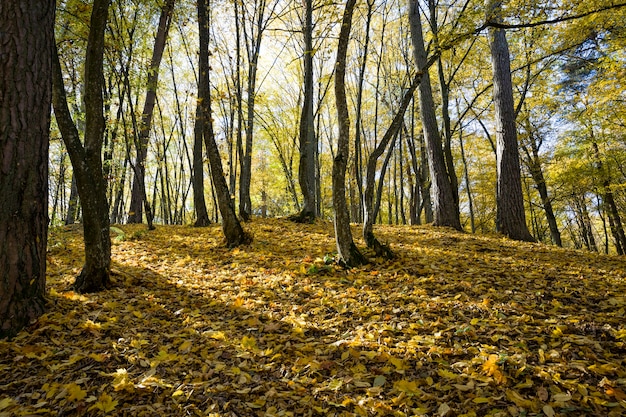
<box><xmin>1</xmin><ymin>218</ymin><xmax>626</xmax><ymax>417</ymax></box>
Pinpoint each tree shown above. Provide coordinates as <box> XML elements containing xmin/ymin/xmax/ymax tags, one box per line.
<box><xmin>52</xmin><ymin>0</ymin><xmax>113</xmax><ymax>292</ymax></box>
<box><xmin>407</xmin><ymin>0</ymin><xmax>462</xmax><ymax>230</ymax></box>
<box><xmin>0</xmin><ymin>0</ymin><xmax>54</xmax><ymax>338</ymax></box>
<box><xmin>333</xmin><ymin>0</ymin><xmax>367</xmax><ymax>267</ymax></box>
<box><xmin>292</xmin><ymin>0</ymin><xmax>317</xmax><ymax>223</ymax></box>
<box><xmin>363</xmin><ymin>74</ymin><xmax>420</xmax><ymax>258</ymax></box>
<box><xmin>127</xmin><ymin>0</ymin><xmax>176</xmax><ymax>227</ymax></box>
<box><xmin>486</xmin><ymin>0</ymin><xmax>535</xmax><ymax>242</ymax></box>
<box><xmin>239</xmin><ymin>0</ymin><xmax>280</xmax><ymax>221</ymax></box>
<box><xmin>198</xmin><ymin>0</ymin><xmax>249</xmax><ymax>247</ymax></box>
<box><xmin>192</xmin><ymin>0</ymin><xmax>212</xmax><ymax>227</ymax></box>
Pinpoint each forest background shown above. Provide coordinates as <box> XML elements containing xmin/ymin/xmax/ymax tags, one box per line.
<box><xmin>1</xmin><ymin>0</ymin><xmax>626</xmax><ymax>415</ymax></box>
<box><xmin>48</xmin><ymin>0</ymin><xmax>626</xmax><ymax>255</ymax></box>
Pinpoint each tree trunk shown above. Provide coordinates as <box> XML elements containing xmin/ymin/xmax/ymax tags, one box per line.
<box><xmin>353</xmin><ymin>0</ymin><xmax>375</xmax><ymax>225</ymax></box>
<box><xmin>429</xmin><ymin>0</ymin><xmax>460</xmax><ymax>214</ymax></box>
<box><xmin>0</xmin><ymin>0</ymin><xmax>53</xmax><ymax>338</ymax></box>
<box><xmin>198</xmin><ymin>0</ymin><xmax>249</xmax><ymax>247</ymax></box>
<box><xmin>405</xmin><ymin>125</ymin><xmax>420</xmax><ymax>225</ymax></box>
<box><xmin>458</xmin><ymin>125</ymin><xmax>476</xmax><ymax>233</ymax></box>
<box><xmin>592</xmin><ymin>141</ymin><xmax>626</xmax><ymax>254</ymax></box>
<box><xmin>487</xmin><ymin>0</ymin><xmax>535</xmax><ymax>242</ymax></box>
<box><xmin>333</xmin><ymin>0</ymin><xmax>367</xmax><ymax>267</ymax></box>
<box><xmin>192</xmin><ymin>101</ymin><xmax>211</xmax><ymax>226</ymax></box>
<box><xmin>407</xmin><ymin>0</ymin><xmax>461</xmax><ymax>230</ymax></box>
<box><xmin>192</xmin><ymin>0</ymin><xmax>211</xmax><ymax>227</ymax></box>
<box><xmin>520</xmin><ymin>128</ymin><xmax>561</xmax><ymax>246</ymax></box>
<box><xmin>363</xmin><ymin>74</ymin><xmax>420</xmax><ymax>258</ymax></box>
<box><xmin>293</xmin><ymin>0</ymin><xmax>317</xmax><ymax>223</ymax></box>
<box><xmin>65</xmin><ymin>173</ymin><xmax>79</xmax><ymax>225</ymax></box>
<box><xmin>52</xmin><ymin>0</ymin><xmax>112</xmax><ymax>293</ymax></box>
<box><xmin>127</xmin><ymin>0</ymin><xmax>175</xmax><ymax>224</ymax></box>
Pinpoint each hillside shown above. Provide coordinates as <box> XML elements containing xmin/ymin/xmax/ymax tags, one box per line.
<box><xmin>1</xmin><ymin>219</ymin><xmax>625</xmax><ymax>416</ymax></box>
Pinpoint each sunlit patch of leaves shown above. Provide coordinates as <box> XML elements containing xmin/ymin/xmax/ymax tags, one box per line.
<box><xmin>1</xmin><ymin>219</ymin><xmax>625</xmax><ymax>416</ymax></box>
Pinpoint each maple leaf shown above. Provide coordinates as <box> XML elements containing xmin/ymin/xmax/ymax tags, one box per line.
<box><xmin>88</xmin><ymin>393</ymin><xmax>118</xmax><ymax>413</ymax></box>
<box><xmin>65</xmin><ymin>383</ymin><xmax>87</xmax><ymax>402</ymax></box>
<box><xmin>482</xmin><ymin>354</ymin><xmax>507</xmax><ymax>385</ymax></box>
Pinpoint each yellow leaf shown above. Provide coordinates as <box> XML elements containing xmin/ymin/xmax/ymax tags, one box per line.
<box><xmin>178</xmin><ymin>340</ymin><xmax>193</xmax><ymax>352</ymax></box>
<box><xmin>437</xmin><ymin>369</ymin><xmax>458</xmax><ymax>380</ymax></box>
<box><xmin>172</xmin><ymin>389</ymin><xmax>184</xmax><ymax>397</ymax></box>
<box><xmin>438</xmin><ymin>402</ymin><xmax>451</xmax><ymax>416</ymax></box>
<box><xmin>328</xmin><ymin>379</ymin><xmax>342</xmax><ymax>391</ymax></box>
<box><xmin>389</xmin><ymin>356</ymin><xmax>405</xmax><ymax>370</ymax></box>
<box><xmin>482</xmin><ymin>354</ymin><xmax>507</xmax><ymax>384</ymax></box>
<box><xmin>241</xmin><ymin>335</ymin><xmax>257</xmax><ymax>351</ymax></box>
<box><xmin>543</xmin><ymin>405</ymin><xmax>555</xmax><ymax>417</ymax></box>
<box><xmin>111</xmin><ymin>368</ymin><xmax>134</xmax><ymax>392</ymax></box>
<box><xmin>505</xmin><ymin>389</ymin><xmax>537</xmax><ymax>411</ymax></box>
<box><xmin>89</xmin><ymin>353</ymin><xmax>107</xmax><ymax>362</ymax></box>
<box><xmin>88</xmin><ymin>393</ymin><xmax>118</xmax><ymax>413</ymax></box>
<box><xmin>247</xmin><ymin>398</ymin><xmax>266</xmax><ymax>408</ymax></box>
<box><xmin>233</xmin><ymin>297</ymin><xmax>245</xmax><ymax>307</ymax></box>
<box><xmin>0</xmin><ymin>398</ymin><xmax>14</xmax><ymax>411</ymax></box>
<box><xmin>65</xmin><ymin>383</ymin><xmax>87</xmax><ymax>402</ymax></box>
<box><xmin>394</xmin><ymin>379</ymin><xmax>422</xmax><ymax>395</ymax></box>
<box><xmin>206</xmin><ymin>330</ymin><xmax>225</xmax><ymax>340</ymax></box>
<box><xmin>472</xmin><ymin>397</ymin><xmax>490</xmax><ymax>404</ymax></box>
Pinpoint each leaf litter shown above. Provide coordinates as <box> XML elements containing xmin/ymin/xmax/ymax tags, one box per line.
<box><xmin>1</xmin><ymin>218</ymin><xmax>625</xmax><ymax>416</ymax></box>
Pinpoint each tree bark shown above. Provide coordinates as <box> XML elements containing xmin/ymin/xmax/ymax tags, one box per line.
<box><xmin>487</xmin><ymin>1</ymin><xmax>535</xmax><ymax>242</ymax></box>
<box><xmin>407</xmin><ymin>0</ymin><xmax>461</xmax><ymax>230</ymax></box>
<box><xmin>52</xmin><ymin>0</ymin><xmax>112</xmax><ymax>293</ymax></box>
<box><xmin>198</xmin><ymin>0</ymin><xmax>249</xmax><ymax>247</ymax></box>
<box><xmin>294</xmin><ymin>0</ymin><xmax>317</xmax><ymax>223</ymax></box>
<box><xmin>127</xmin><ymin>0</ymin><xmax>175</xmax><ymax>225</ymax></box>
<box><xmin>0</xmin><ymin>0</ymin><xmax>53</xmax><ymax>338</ymax></box>
<box><xmin>333</xmin><ymin>0</ymin><xmax>367</xmax><ymax>267</ymax></box>
<box><xmin>192</xmin><ymin>0</ymin><xmax>211</xmax><ymax>227</ymax></box>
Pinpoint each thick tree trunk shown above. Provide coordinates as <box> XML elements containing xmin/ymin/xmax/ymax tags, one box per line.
<box><xmin>333</xmin><ymin>0</ymin><xmax>367</xmax><ymax>267</ymax></box>
<box><xmin>407</xmin><ymin>0</ymin><xmax>461</xmax><ymax>230</ymax></box>
<box><xmin>198</xmin><ymin>0</ymin><xmax>248</xmax><ymax>247</ymax></box>
<box><xmin>52</xmin><ymin>0</ymin><xmax>112</xmax><ymax>293</ymax></box>
<box><xmin>0</xmin><ymin>0</ymin><xmax>53</xmax><ymax>338</ymax></box>
<box><xmin>487</xmin><ymin>1</ymin><xmax>535</xmax><ymax>242</ymax></box>
<box><xmin>294</xmin><ymin>0</ymin><xmax>317</xmax><ymax>223</ymax></box>
<box><xmin>127</xmin><ymin>0</ymin><xmax>175</xmax><ymax>224</ymax></box>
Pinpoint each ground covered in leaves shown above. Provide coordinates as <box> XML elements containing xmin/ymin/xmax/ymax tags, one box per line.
<box><xmin>1</xmin><ymin>219</ymin><xmax>626</xmax><ymax>416</ymax></box>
